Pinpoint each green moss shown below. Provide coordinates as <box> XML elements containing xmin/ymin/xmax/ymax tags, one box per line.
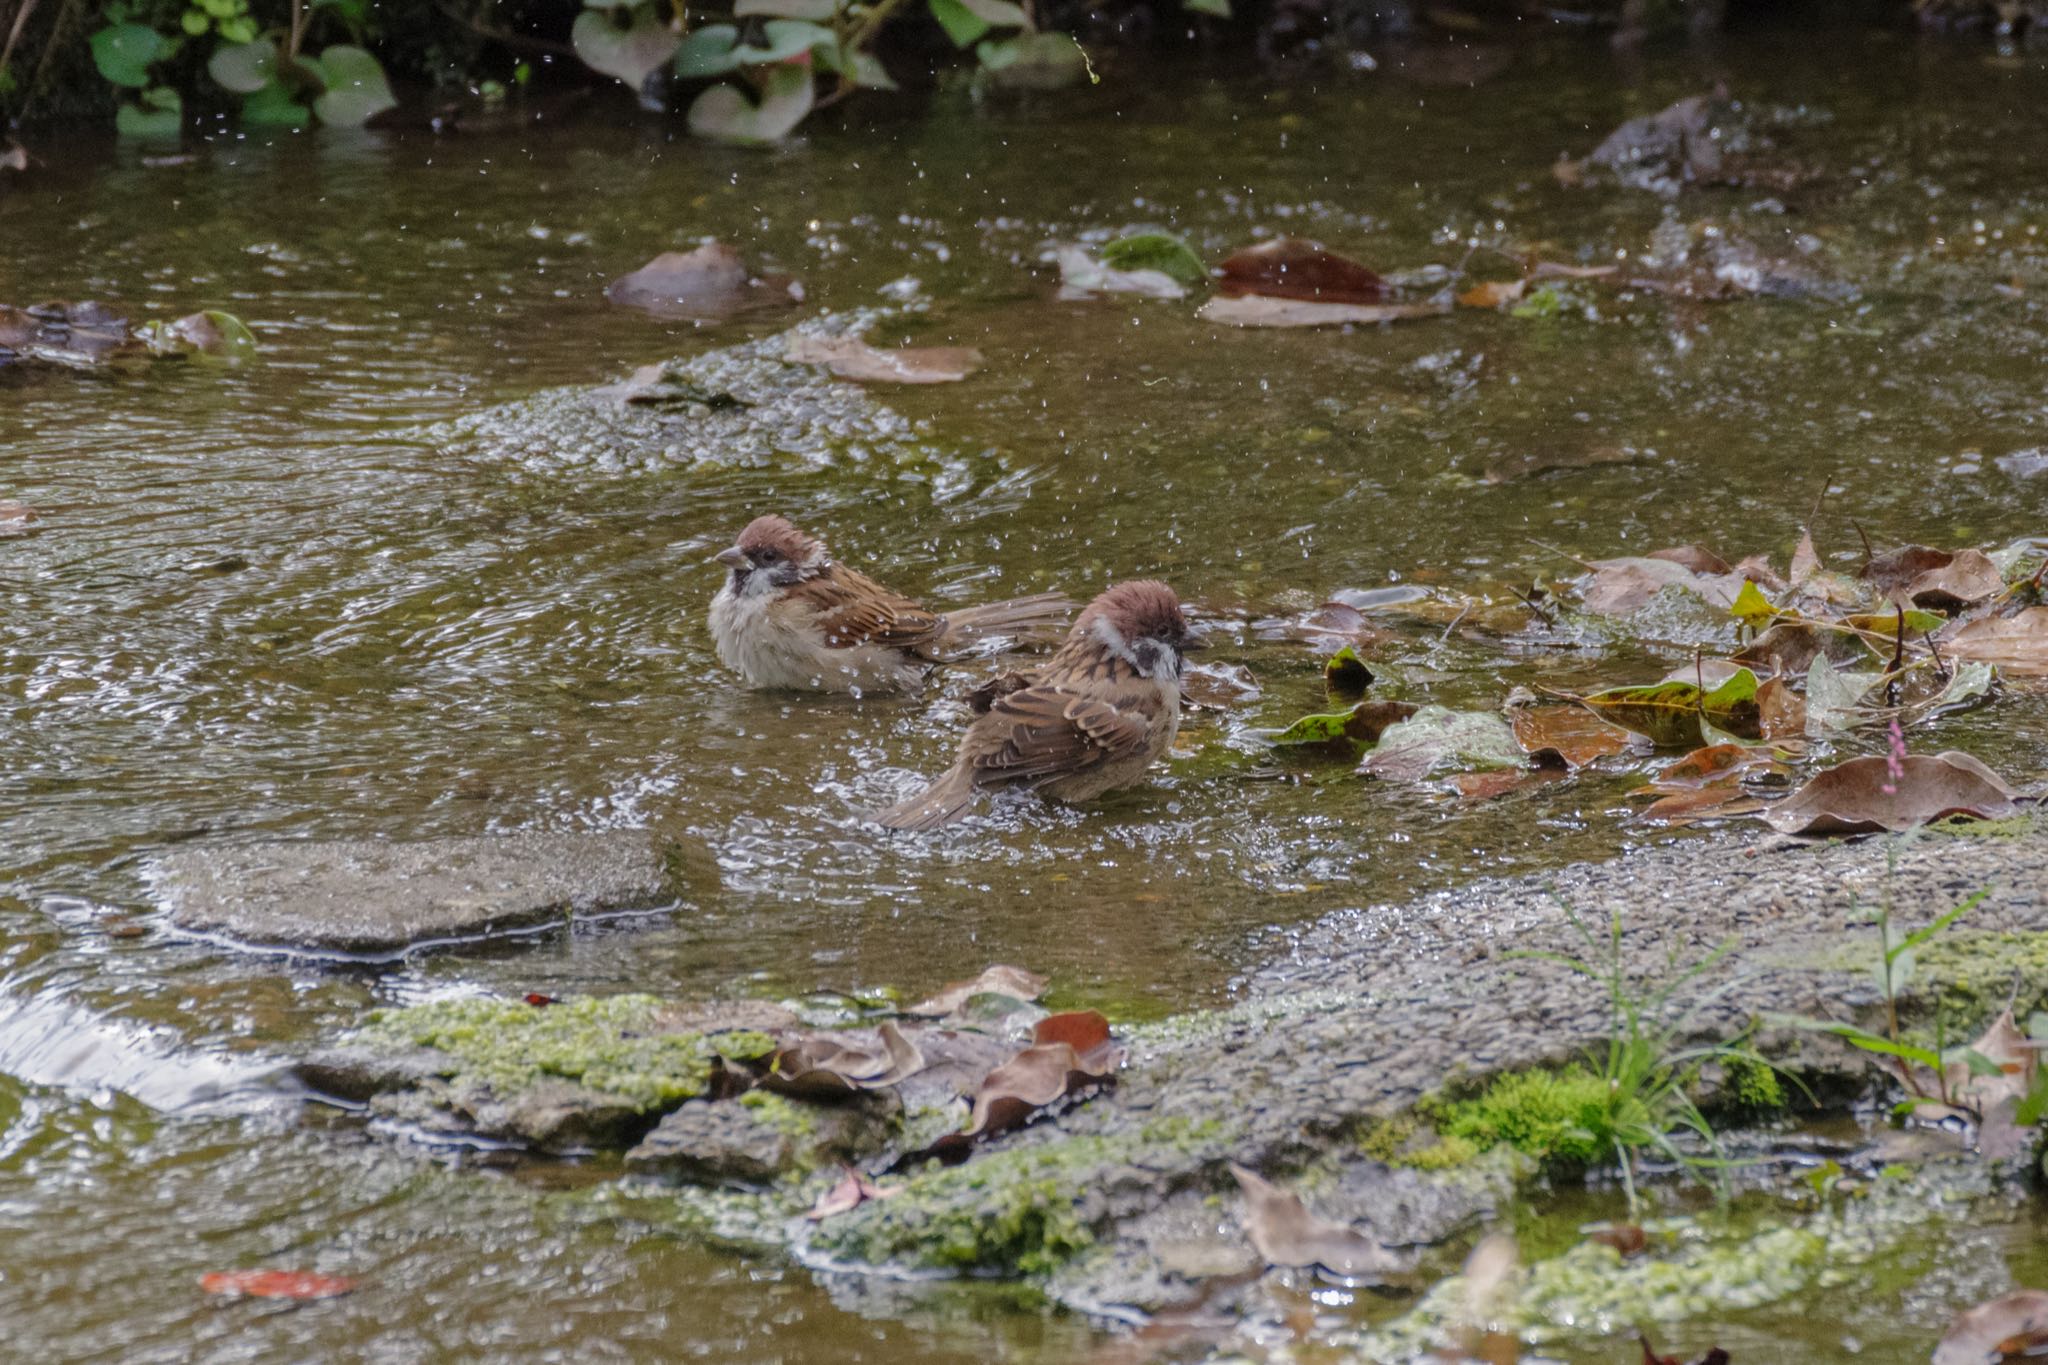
<box><xmin>360</xmin><ymin>994</ymin><xmax>756</xmax><ymax>1111</ymax></box>
<box><xmin>1911</xmin><ymin>929</ymin><xmax>2048</xmax><ymax>1034</ymax></box>
<box><xmin>1421</xmin><ymin>1066</ymin><xmax>1615</xmax><ymax>1167</ymax></box>
<box><xmin>1402</xmin><ymin>1133</ymin><xmax>1486</xmax><ymax>1170</ymax></box>
<box><xmin>1723</xmin><ymin>1054</ymin><xmax>1786</xmax><ymax>1113</ymax></box>
<box><xmin>812</xmin><ymin>1117</ymin><xmax>1226</xmax><ymax>1276</ymax></box>
<box><xmin>1356</xmin><ymin>1114</ymin><xmax>1484</xmax><ymax>1170</ymax></box>
<box><xmin>738</xmin><ymin>1089</ymin><xmax>819</xmax><ymax>1141</ymax></box>
<box><xmin>1921</xmin><ymin>811</ymin><xmax>2038</xmax><ymax>840</ymax></box>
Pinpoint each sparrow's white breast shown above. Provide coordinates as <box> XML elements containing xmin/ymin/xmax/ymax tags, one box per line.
<box><xmin>709</xmin><ymin>581</ymin><xmax>924</xmax><ymax>694</ymax></box>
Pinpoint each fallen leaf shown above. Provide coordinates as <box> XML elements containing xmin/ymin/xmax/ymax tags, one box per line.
<box><xmin>1948</xmin><ymin>609</ymin><xmax>2048</xmax><ymax>675</ymax></box>
<box><xmin>1804</xmin><ymin>655</ymin><xmax>1881</xmax><ymax>737</ymax></box>
<box><xmin>1761</xmin><ymin>750</ymin><xmax>2021</xmax><ymax>835</ymax></box>
<box><xmin>1198</xmin><ymin>294</ymin><xmax>1448</xmax><ymax>328</ymax></box>
<box><xmin>806</xmin><ymin>1164</ymin><xmax>901</xmax><ymax>1220</ymax></box>
<box><xmin>952</xmin><ymin>1010</ymin><xmax>1123</xmax><ymax>1143</ymax></box>
<box><xmin>1446</xmin><ymin>1232</ymin><xmax>1520</xmax><ymax>1363</ymax></box>
<box><xmin>1942</xmin><ymin>1008</ymin><xmax>2040</xmax><ymax>1117</ymax></box>
<box><xmin>1757</xmin><ymin>675</ymin><xmax>1806</xmax><ymax>741</ymax></box>
<box><xmin>199</xmin><ymin>1269</ymin><xmax>357</xmax><ymax>1300</ymax></box>
<box><xmin>1360</xmin><ymin>705</ymin><xmax>1526</xmax><ymax>781</ymax></box>
<box><xmin>1217</xmin><ymin>237</ymin><xmax>1385</xmax><ymax>303</ymax></box>
<box><xmin>1655</xmin><ymin>744</ymin><xmax>1770</xmax><ymax>787</ymax></box>
<box><xmin>765</xmin><ymin>1020</ymin><xmax>925</xmax><ymax>1096</ymax></box>
<box><xmin>1578</xmin><ymin>556</ymin><xmax>1743</xmax><ymax>616</ymax></box>
<box><xmin>1272</xmin><ymin>700</ymin><xmax>1419</xmax><ymax>754</ymax></box>
<box><xmin>1576</xmin><ymin>669</ymin><xmax>1762</xmax><ymax>748</ymax></box>
<box><xmin>1055</xmin><ymin>245</ymin><xmax>1186</xmax><ymax>300</ymax></box>
<box><xmin>1482</xmin><ymin>444</ymin><xmax>1643</xmax><ymax>485</ymax></box>
<box><xmin>1932</xmin><ymin>1289</ymin><xmax>2048</xmax><ymax>1365</ymax></box>
<box><xmin>1324</xmin><ymin>645</ymin><xmax>1374</xmax><ymax>696</ymax></box>
<box><xmin>784</xmin><ymin>334</ymin><xmax>981</xmax><ymax>384</ymax></box>
<box><xmin>0</xmin><ymin>501</ymin><xmax>40</xmax><ymax>537</ymax></box>
<box><xmin>1861</xmin><ymin>546</ymin><xmax>2005</xmax><ymax>612</ymax></box>
<box><xmin>1638</xmin><ymin>1329</ymin><xmax>1730</xmax><ymax>1365</ymax></box>
<box><xmin>1586</xmin><ymin>1223</ymin><xmax>1647</xmax><ymax>1257</ymax></box>
<box><xmin>1733</xmin><ymin>620</ymin><xmax>1856</xmax><ymax>677</ymax></box>
<box><xmin>905</xmin><ymin>965</ymin><xmax>1048</xmax><ymax>1018</ymax></box>
<box><xmin>1456</xmin><ymin>278</ymin><xmax>1527</xmax><ymax>309</ymax></box>
<box><xmin>1648</xmin><ymin>544</ymin><xmax>1733</xmax><ymax>576</ymax></box>
<box><xmin>523</xmin><ymin>992</ymin><xmax>557</xmax><ymax>1007</ymax></box>
<box><xmin>1453</xmin><ymin>766</ymin><xmax>1564</xmax><ymax>801</ymax></box>
<box><xmin>1098</xmin><ymin>232</ymin><xmax>1206</xmax><ymax>286</ymax></box>
<box><xmin>1183</xmin><ymin>660</ymin><xmax>1261</xmax><ymax>710</ymax></box>
<box><xmin>1228</xmin><ymin>1163</ymin><xmax>1411</xmax><ymax>1281</ymax></box>
<box><xmin>1297</xmin><ymin>600</ymin><xmax>1388</xmax><ymax>647</ymax></box>
<box><xmin>1638</xmin><ymin>780</ymin><xmax>1764</xmax><ymax>825</ymax></box>
<box><xmin>1508</xmin><ymin>704</ymin><xmax>1631</xmax><ymax>769</ymax></box>
<box><xmin>603</xmin><ymin>243</ymin><xmax>801</xmax><ymax>320</ymax></box>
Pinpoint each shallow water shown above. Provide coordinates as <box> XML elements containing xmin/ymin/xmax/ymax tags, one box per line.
<box><xmin>4</xmin><ymin>17</ymin><xmax>2048</xmax><ymax>1360</ymax></box>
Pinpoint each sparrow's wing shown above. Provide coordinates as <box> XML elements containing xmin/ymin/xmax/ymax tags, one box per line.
<box><xmin>789</xmin><ymin>567</ymin><xmax>944</xmax><ymax>652</ymax></box>
<box><xmin>965</xmin><ymin>683</ymin><xmax>1156</xmax><ymax>786</ymax></box>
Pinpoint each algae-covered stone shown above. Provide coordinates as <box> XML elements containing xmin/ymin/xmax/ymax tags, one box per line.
<box><xmin>152</xmin><ymin>830</ymin><xmax>701</xmax><ymax>955</ymax></box>
<box><xmin>625</xmin><ymin>1090</ymin><xmax>899</xmax><ymax>1184</ymax></box>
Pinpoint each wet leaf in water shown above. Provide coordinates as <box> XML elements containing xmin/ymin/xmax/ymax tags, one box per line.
<box><xmin>1198</xmin><ymin>294</ymin><xmax>1447</xmax><ymax>328</ymax></box>
<box><xmin>1297</xmin><ymin>600</ymin><xmax>1387</xmax><ymax>646</ymax></box>
<box><xmin>950</xmin><ymin>1010</ymin><xmax>1124</xmax><ymax>1143</ymax></box>
<box><xmin>1729</xmin><ymin>579</ymin><xmax>1785</xmax><ymax>630</ymax></box>
<box><xmin>572</xmin><ymin>5</ymin><xmax>682</xmax><ymax>86</ymax></box>
<box><xmin>1655</xmin><ymin>743</ymin><xmax>1771</xmax><ymax>788</ymax></box>
<box><xmin>1481</xmin><ymin>443</ymin><xmax>1642</xmax><ymax>485</ymax></box>
<box><xmin>1757</xmin><ymin>675</ymin><xmax>1806</xmax><ymax>741</ymax></box>
<box><xmin>1453</xmin><ymin>766</ymin><xmax>1564</xmax><ymax>801</ymax></box>
<box><xmin>1585</xmin><ymin>1222</ymin><xmax>1647</xmax><ymax>1257</ymax></box>
<box><xmin>906</xmin><ymin>965</ymin><xmax>1048</xmax><ymax>1018</ymax></box>
<box><xmin>806</xmin><ymin>1164</ymin><xmax>901</xmax><ymax>1220</ymax></box>
<box><xmin>1649</xmin><ymin>544</ymin><xmax>1734</xmax><ymax>577</ymax></box>
<box><xmin>1804</xmin><ymin>655</ymin><xmax>1881</xmax><ymax>737</ymax></box>
<box><xmin>1732</xmin><ymin>620</ymin><xmax>1854</xmax><ymax>677</ymax></box>
<box><xmin>1942</xmin><ymin>1008</ymin><xmax>2040</xmax><ymax>1117</ymax></box>
<box><xmin>1947</xmin><ymin>608</ymin><xmax>2048</xmax><ymax>675</ymax></box>
<box><xmin>1055</xmin><ymin>245</ymin><xmax>1186</xmax><ymax>300</ymax></box>
<box><xmin>1360</xmin><ymin>705</ymin><xmax>1525</xmax><ymax>781</ymax></box>
<box><xmin>1183</xmin><ymin>660</ymin><xmax>1261</xmax><ymax>710</ymax></box>
<box><xmin>1099</xmin><ymin>233</ymin><xmax>1206</xmax><ymax>287</ymax></box>
<box><xmin>1217</xmin><ymin>237</ymin><xmax>1385</xmax><ymax>303</ymax></box>
<box><xmin>1861</xmin><ymin>546</ymin><xmax>2005</xmax><ymax>612</ymax></box>
<box><xmin>604</xmin><ymin>243</ymin><xmax>801</xmax><ymax>320</ymax></box>
<box><xmin>1760</xmin><ymin>751</ymin><xmax>2021</xmax><ymax>835</ymax></box>
<box><xmin>1228</xmin><ymin>1163</ymin><xmax>1411</xmax><ymax>1281</ymax></box>
<box><xmin>1324</xmin><ymin>646</ymin><xmax>1373</xmax><ymax>696</ymax></box>
<box><xmin>1508</xmin><ymin>703</ymin><xmax>1631</xmax><ymax>769</ymax></box>
<box><xmin>137</xmin><ymin>310</ymin><xmax>257</xmax><ymax>358</ymax></box>
<box><xmin>1579</xmin><ymin>556</ymin><xmax>1743</xmax><ymax>616</ymax></box>
<box><xmin>1576</xmin><ymin>669</ymin><xmax>1761</xmax><ymax>749</ymax></box>
<box><xmin>1638</xmin><ymin>780</ymin><xmax>1763</xmax><ymax>824</ymax></box>
<box><xmin>1272</xmin><ymin>699</ymin><xmax>1419</xmax><ymax>755</ymax></box>
<box><xmin>1637</xmin><ymin>1330</ymin><xmax>1729</xmax><ymax>1365</ymax></box>
<box><xmin>1456</xmin><ymin>278</ymin><xmax>1526</xmax><ymax>309</ymax></box>
<box><xmin>200</xmin><ymin>1269</ymin><xmax>357</xmax><ymax>1300</ymax></box>
<box><xmin>1931</xmin><ymin>1289</ymin><xmax>2048</xmax><ymax>1365</ymax></box>
<box><xmin>784</xmin><ymin>334</ymin><xmax>981</xmax><ymax>384</ymax></box>
<box><xmin>765</xmin><ymin>1020</ymin><xmax>924</xmax><ymax>1096</ymax></box>
<box><xmin>0</xmin><ymin>502</ymin><xmax>40</xmax><ymax>537</ymax></box>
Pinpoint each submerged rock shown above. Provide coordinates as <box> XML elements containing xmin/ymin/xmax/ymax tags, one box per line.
<box><xmin>151</xmin><ymin>829</ymin><xmax>704</xmax><ymax>955</ymax></box>
<box><xmin>410</xmin><ymin>314</ymin><xmax>930</xmax><ymax>475</ymax></box>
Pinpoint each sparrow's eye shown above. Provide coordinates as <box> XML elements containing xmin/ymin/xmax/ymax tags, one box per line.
<box><xmin>757</xmin><ymin>548</ymin><xmax>781</xmax><ymax>563</ymax></box>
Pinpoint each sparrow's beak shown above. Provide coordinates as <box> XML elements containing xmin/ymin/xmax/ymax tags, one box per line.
<box><xmin>1180</xmin><ymin>630</ymin><xmax>1209</xmax><ymax>654</ymax></box>
<box><xmin>714</xmin><ymin>546</ymin><xmax>748</xmax><ymax>570</ymax></box>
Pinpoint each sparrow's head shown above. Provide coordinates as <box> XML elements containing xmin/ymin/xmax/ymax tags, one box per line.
<box><xmin>716</xmin><ymin>514</ymin><xmax>828</xmax><ymax>593</ymax></box>
<box><xmin>1082</xmin><ymin>580</ymin><xmax>1196</xmax><ymax>682</ymax></box>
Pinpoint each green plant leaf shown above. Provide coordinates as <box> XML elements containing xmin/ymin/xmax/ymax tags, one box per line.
<box><xmin>973</xmin><ymin>31</ymin><xmax>1087</xmax><ymax>88</ymax></box>
<box><xmin>1323</xmin><ymin>644</ymin><xmax>1372</xmax><ymax>696</ymax></box>
<box><xmin>675</xmin><ymin>25</ymin><xmax>744</xmax><ymax>77</ymax></box>
<box><xmin>207</xmin><ymin>39</ymin><xmax>278</xmax><ymax>94</ymax></box>
<box><xmin>311</xmin><ymin>45</ymin><xmax>396</xmax><ymax>126</ymax></box>
<box><xmin>1099</xmin><ymin>233</ymin><xmax>1206</xmax><ymax>287</ymax></box>
<box><xmin>735</xmin><ymin>0</ymin><xmax>839</xmax><ymax>17</ymax></box>
<box><xmin>115</xmin><ymin>86</ymin><xmax>183</xmax><ymax>138</ymax></box>
<box><xmin>733</xmin><ymin>19</ymin><xmax>835</xmax><ymax>63</ymax></box>
<box><xmin>1578</xmin><ymin>668</ymin><xmax>1762</xmax><ymax>748</ymax></box>
<box><xmin>686</xmin><ymin>65</ymin><xmax>814</xmax><ymax>146</ymax></box>
<box><xmin>572</xmin><ymin>5</ymin><xmax>682</xmax><ymax>86</ymax></box>
<box><xmin>1511</xmin><ymin>285</ymin><xmax>1562</xmax><ymax>318</ymax></box>
<box><xmin>812</xmin><ymin>42</ymin><xmax>898</xmax><ymax>89</ymax></box>
<box><xmin>91</xmin><ymin>23</ymin><xmax>164</xmax><ymax>88</ymax></box>
<box><xmin>928</xmin><ymin>0</ymin><xmax>990</xmax><ymax>48</ymax></box>
<box><xmin>241</xmin><ymin>78</ymin><xmax>311</xmax><ymax>126</ymax></box>
<box><xmin>957</xmin><ymin>0</ymin><xmax>1029</xmax><ymax>24</ymax></box>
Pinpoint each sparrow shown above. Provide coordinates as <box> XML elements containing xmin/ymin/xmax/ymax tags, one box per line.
<box><xmin>708</xmin><ymin>514</ymin><xmax>1072</xmax><ymax>693</ymax></box>
<box><xmin>875</xmin><ymin>580</ymin><xmax>1195</xmax><ymax>830</ymax></box>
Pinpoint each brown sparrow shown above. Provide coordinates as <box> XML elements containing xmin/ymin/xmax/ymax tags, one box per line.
<box><xmin>708</xmin><ymin>514</ymin><xmax>1072</xmax><ymax>693</ymax></box>
<box><xmin>876</xmin><ymin>580</ymin><xmax>1194</xmax><ymax>830</ymax></box>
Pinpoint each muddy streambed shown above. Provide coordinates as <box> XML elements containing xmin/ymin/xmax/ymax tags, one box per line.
<box><xmin>4</xmin><ymin>20</ymin><xmax>2048</xmax><ymax>1363</ymax></box>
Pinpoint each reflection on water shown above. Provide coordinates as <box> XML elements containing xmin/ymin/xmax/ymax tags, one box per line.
<box><xmin>3</xmin><ymin>21</ymin><xmax>2047</xmax><ymax>1360</ymax></box>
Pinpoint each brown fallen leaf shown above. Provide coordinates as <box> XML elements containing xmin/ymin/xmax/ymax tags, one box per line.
<box><xmin>1655</xmin><ymin>744</ymin><xmax>1772</xmax><ymax>788</ymax></box>
<box><xmin>905</xmin><ymin>965</ymin><xmax>1048</xmax><ymax>1018</ymax></box>
<box><xmin>1586</xmin><ymin>1223</ymin><xmax>1648</xmax><ymax>1257</ymax></box>
<box><xmin>1942</xmin><ymin>1008</ymin><xmax>2040</xmax><ymax>1117</ymax></box>
<box><xmin>603</xmin><ymin>242</ymin><xmax>801</xmax><ymax>320</ymax></box>
<box><xmin>1861</xmin><ymin>546</ymin><xmax>2005</xmax><ymax>612</ymax></box>
<box><xmin>1508</xmin><ymin>704</ymin><xmax>1631</xmax><ymax>769</ymax></box>
<box><xmin>1760</xmin><ymin>750</ymin><xmax>2021</xmax><ymax>835</ymax></box>
<box><xmin>1456</xmin><ymin>278</ymin><xmax>1527</xmax><ymax>309</ymax></box>
<box><xmin>1947</xmin><ymin>608</ymin><xmax>2048</xmax><ymax>675</ymax></box>
<box><xmin>1217</xmin><ymin>237</ymin><xmax>1385</xmax><ymax>303</ymax></box>
<box><xmin>1638</xmin><ymin>781</ymin><xmax>1765</xmax><ymax>825</ymax></box>
<box><xmin>806</xmin><ymin>1163</ymin><xmax>901</xmax><ymax>1220</ymax></box>
<box><xmin>1579</xmin><ymin>556</ymin><xmax>1744</xmax><ymax>615</ymax></box>
<box><xmin>1638</xmin><ymin>1330</ymin><xmax>1730</xmax><ymax>1365</ymax></box>
<box><xmin>199</xmin><ymin>1269</ymin><xmax>358</xmax><ymax>1300</ymax></box>
<box><xmin>1757</xmin><ymin>676</ymin><xmax>1806</xmax><ymax>742</ymax></box>
<box><xmin>1198</xmin><ymin>295</ymin><xmax>1448</xmax><ymax>328</ymax></box>
<box><xmin>0</xmin><ymin>501</ymin><xmax>39</xmax><ymax>537</ymax></box>
<box><xmin>917</xmin><ymin>1011</ymin><xmax>1125</xmax><ymax>1161</ymax></box>
<box><xmin>784</xmin><ymin>334</ymin><xmax>982</xmax><ymax>385</ymax></box>
<box><xmin>1297</xmin><ymin>600</ymin><xmax>1389</xmax><ymax>647</ymax></box>
<box><xmin>1648</xmin><ymin>544</ymin><xmax>1733</xmax><ymax>576</ymax></box>
<box><xmin>1182</xmin><ymin>660</ymin><xmax>1261</xmax><ymax>710</ymax></box>
<box><xmin>1732</xmin><ymin>620</ymin><xmax>1857</xmax><ymax>677</ymax></box>
<box><xmin>1932</xmin><ymin>1289</ymin><xmax>2048</xmax><ymax>1365</ymax></box>
<box><xmin>1228</xmin><ymin>1163</ymin><xmax>1412</xmax><ymax>1282</ymax></box>
<box><xmin>764</xmin><ymin>1020</ymin><xmax>924</xmax><ymax>1097</ymax></box>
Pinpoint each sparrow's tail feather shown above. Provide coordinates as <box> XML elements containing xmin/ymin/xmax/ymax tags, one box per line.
<box><xmin>874</xmin><ymin>767</ymin><xmax>979</xmax><ymax>831</ymax></box>
<box><xmin>925</xmin><ymin>592</ymin><xmax>1074</xmax><ymax>657</ymax></box>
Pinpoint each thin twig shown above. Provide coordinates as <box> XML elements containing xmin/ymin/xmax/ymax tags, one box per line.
<box><xmin>1</xmin><ymin>0</ymin><xmax>39</xmax><ymax>78</ymax></box>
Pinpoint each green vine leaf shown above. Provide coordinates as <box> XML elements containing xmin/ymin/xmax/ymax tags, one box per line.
<box><xmin>686</xmin><ymin>65</ymin><xmax>814</xmax><ymax>145</ymax></box>
<box><xmin>572</xmin><ymin>4</ymin><xmax>682</xmax><ymax>87</ymax></box>
<box><xmin>91</xmin><ymin>23</ymin><xmax>165</xmax><ymax>89</ymax></box>
<box><xmin>207</xmin><ymin>39</ymin><xmax>278</xmax><ymax>95</ymax></box>
<box><xmin>311</xmin><ymin>45</ymin><xmax>397</xmax><ymax>126</ymax></box>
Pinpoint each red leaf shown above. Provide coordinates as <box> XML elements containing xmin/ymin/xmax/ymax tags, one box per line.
<box><xmin>200</xmin><ymin>1270</ymin><xmax>358</xmax><ymax>1300</ymax></box>
<box><xmin>524</xmin><ymin>993</ymin><xmax>557</xmax><ymax>1007</ymax></box>
<box><xmin>1217</xmin><ymin>237</ymin><xmax>1385</xmax><ymax>304</ymax></box>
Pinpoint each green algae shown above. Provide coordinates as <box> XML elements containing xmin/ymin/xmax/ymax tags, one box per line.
<box><xmin>1721</xmin><ymin>1054</ymin><xmax>1787</xmax><ymax>1114</ymax></box>
<box><xmin>1421</xmin><ymin>1066</ymin><xmax>1617</xmax><ymax>1168</ymax></box>
<box><xmin>360</xmin><ymin>994</ymin><xmax>773</xmax><ymax>1111</ymax></box>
